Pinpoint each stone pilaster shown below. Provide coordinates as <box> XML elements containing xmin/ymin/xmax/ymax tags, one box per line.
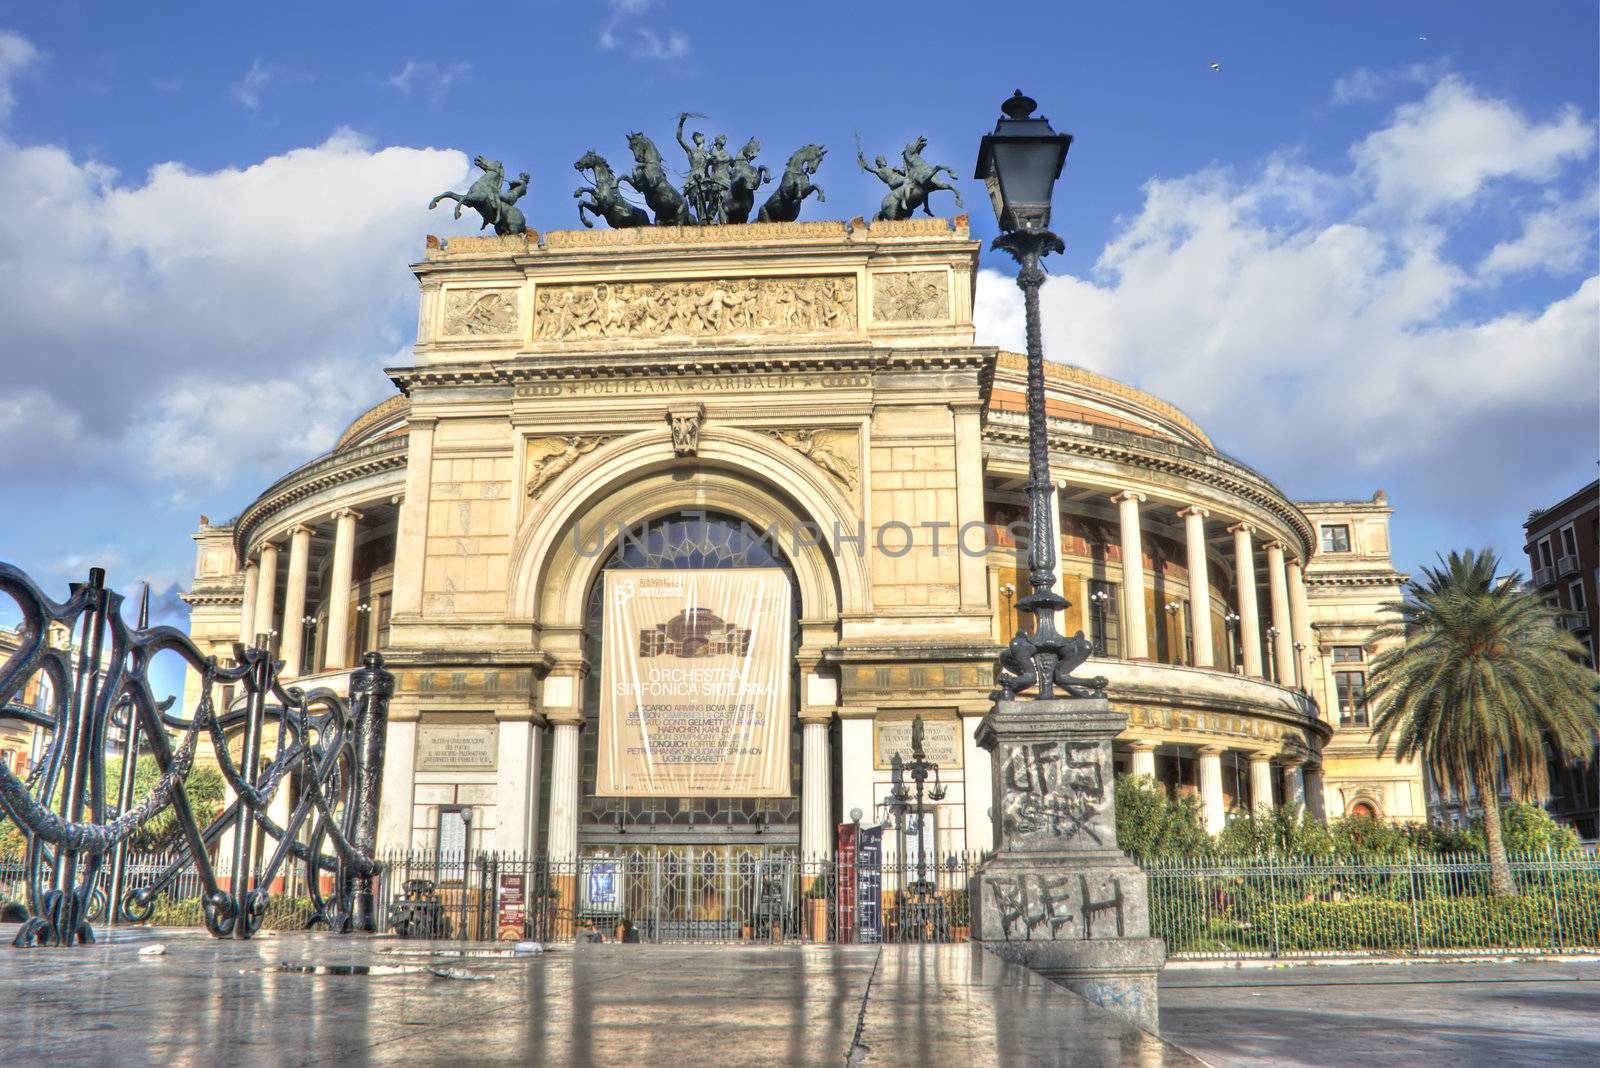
<box><xmin>972</xmin><ymin>697</ymin><xmax>1166</xmax><ymax>1033</ymax></box>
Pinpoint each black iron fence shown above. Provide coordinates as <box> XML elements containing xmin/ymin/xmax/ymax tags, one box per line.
<box><xmin>0</xmin><ymin>851</ymin><xmax>320</xmax><ymax>931</ymax></box>
<box><xmin>365</xmin><ymin>850</ymin><xmax>983</xmax><ymax>944</ymax></box>
<box><xmin>3</xmin><ymin>847</ymin><xmax>982</xmax><ymax>944</ymax></box>
<box><xmin>1146</xmin><ymin>850</ymin><xmax>1600</xmax><ymax>959</ymax></box>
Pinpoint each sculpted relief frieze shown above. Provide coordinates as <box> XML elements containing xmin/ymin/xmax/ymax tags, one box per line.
<box><xmin>872</xmin><ymin>271</ymin><xmax>948</xmax><ymax>322</ymax></box>
<box><xmin>443</xmin><ymin>288</ymin><xmax>519</xmax><ymax>336</ymax></box>
<box><xmin>525</xmin><ymin>435</ymin><xmax>616</xmax><ymax>499</ymax></box>
<box><xmin>765</xmin><ymin>428</ymin><xmax>859</xmax><ymax>495</ymax></box>
<box><xmin>533</xmin><ymin>276</ymin><xmax>856</xmax><ymax>341</ymax></box>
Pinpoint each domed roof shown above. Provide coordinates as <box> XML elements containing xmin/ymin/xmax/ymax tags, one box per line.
<box><xmin>987</xmin><ymin>352</ymin><xmax>1213</xmax><ymax>452</ymax></box>
<box><xmin>334</xmin><ymin>395</ymin><xmax>410</xmax><ymax>453</ymax></box>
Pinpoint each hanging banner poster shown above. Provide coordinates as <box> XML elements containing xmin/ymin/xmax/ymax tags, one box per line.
<box><xmin>597</xmin><ymin>568</ymin><xmax>791</xmax><ymax>797</ymax></box>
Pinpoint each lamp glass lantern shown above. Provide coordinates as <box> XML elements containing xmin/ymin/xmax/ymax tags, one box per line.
<box><xmin>974</xmin><ymin>91</ymin><xmax>1073</xmax><ymax>233</ymax></box>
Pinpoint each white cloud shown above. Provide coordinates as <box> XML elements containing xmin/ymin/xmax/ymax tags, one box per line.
<box><xmin>1352</xmin><ymin>76</ymin><xmax>1593</xmax><ymax>216</ymax></box>
<box><xmin>0</xmin><ymin>110</ymin><xmax>471</xmax><ymax>489</ymax></box>
<box><xmin>1329</xmin><ymin>61</ymin><xmax>1448</xmax><ymax>106</ymax></box>
<box><xmin>0</xmin><ymin>28</ymin><xmax>40</xmax><ymax>121</ymax></box>
<box><xmin>1477</xmin><ymin>187</ymin><xmax>1598</xmax><ymax>278</ymax></box>
<box><xmin>231</xmin><ymin>58</ymin><xmax>274</xmax><ymax>110</ymax></box>
<box><xmin>386</xmin><ymin>60</ymin><xmax>472</xmax><ymax>101</ymax></box>
<box><xmin>975</xmin><ymin>75</ymin><xmax>1598</xmax><ymax>524</ymax></box>
<box><xmin>598</xmin><ymin>0</ymin><xmax>690</xmax><ymax>61</ymax></box>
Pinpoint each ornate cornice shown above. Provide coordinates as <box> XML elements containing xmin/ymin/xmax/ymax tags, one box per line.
<box><xmin>1305</xmin><ymin>571</ymin><xmax>1406</xmax><ymax>588</ymax></box>
<box><xmin>420</xmin><ymin>216</ymin><xmax>973</xmax><ymax>262</ymax></box>
<box><xmin>983</xmin><ymin>410</ymin><xmax>1315</xmax><ymax>556</ymax></box>
<box><xmin>388</xmin><ymin>344</ymin><xmax>991</xmax><ymax>393</ymax></box>
<box><xmin>233</xmin><ymin>436</ymin><xmax>408</xmax><ymax>560</ymax></box>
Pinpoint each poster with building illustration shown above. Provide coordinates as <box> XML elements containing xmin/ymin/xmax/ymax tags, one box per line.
<box><xmin>597</xmin><ymin>568</ymin><xmax>791</xmax><ymax>797</ymax></box>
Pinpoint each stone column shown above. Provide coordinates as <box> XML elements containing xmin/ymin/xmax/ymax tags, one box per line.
<box><xmin>237</xmin><ymin>560</ymin><xmax>259</xmax><ymax>646</ymax></box>
<box><xmin>494</xmin><ymin>716</ymin><xmax>543</xmax><ymax>855</ymax></box>
<box><xmin>1249</xmin><ymin>752</ymin><xmax>1275</xmax><ymax>813</ymax></box>
<box><xmin>1112</xmin><ymin>492</ymin><xmax>1149</xmax><ymax>660</ymax></box>
<box><xmin>547</xmin><ymin>719</ymin><xmax>581</xmax><ymax>863</ymax></box>
<box><xmin>1283</xmin><ymin>759</ymin><xmax>1306</xmax><ymax>810</ymax></box>
<box><xmin>1229</xmin><ymin>524</ymin><xmax>1263</xmax><ymax>677</ymax></box>
<box><xmin>376</xmin><ymin>719</ymin><xmax>416</xmax><ymax>852</ymax></box>
<box><xmin>393</xmin><ymin>417</ymin><xmax>436</xmax><ymax>617</ymax></box>
<box><xmin>801</xmin><ymin>716</ymin><xmax>832</xmax><ymax>859</ymax></box>
<box><xmin>324</xmin><ymin>508</ymin><xmax>361</xmax><ymax>672</ymax></box>
<box><xmin>252</xmin><ymin>541</ymin><xmax>280</xmax><ymax>648</ymax></box>
<box><xmin>1286</xmin><ymin>558</ymin><xmax>1313</xmax><ymax>690</ymax></box>
<box><xmin>973</xmin><ymin>695</ymin><xmax>1165</xmax><ymax>1033</ymax></box>
<box><xmin>1130</xmin><ymin>740</ymin><xmax>1157</xmax><ymax>780</ymax></box>
<box><xmin>1198</xmin><ymin>746</ymin><xmax>1226</xmax><ymax>833</ymax></box>
<box><xmin>952</xmin><ymin>401</ymin><xmax>990</xmax><ymax>612</ymax></box>
<box><xmin>1179</xmin><ymin>507</ymin><xmax>1214</xmax><ymax>668</ymax></box>
<box><xmin>1302</xmin><ymin>764</ymin><xmax>1324</xmax><ymax>819</ymax></box>
<box><xmin>961</xmin><ymin>714</ymin><xmax>994</xmax><ymax>852</ymax></box>
<box><xmin>1265</xmin><ymin>541</ymin><xmax>1295</xmax><ymax>686</ymax></box>
<box><xmin>279</xmin><ymin>525</ymin><xmax>313</xmax><ymax>677</ymax></box>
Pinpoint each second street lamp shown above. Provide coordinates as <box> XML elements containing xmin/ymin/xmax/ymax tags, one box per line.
<box><xmin>977</xmin><ymin>91</ymin><xmax>1104</xmax><ymax>702</ymax></box>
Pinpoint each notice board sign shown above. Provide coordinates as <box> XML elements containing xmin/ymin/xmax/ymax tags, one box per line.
<box><xmin>497</xmin><ymin>873</ymin><xmax>526</xmax><ymax>940</ymax></box>
<box><xmin>597</xmin><ymin>569</ymin><xmax>791</xmax><ymax>797</ymax></box>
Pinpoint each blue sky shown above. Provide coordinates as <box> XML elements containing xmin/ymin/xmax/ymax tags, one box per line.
<box><xmin>0</xmin><ymin>1</ymin><xmax>1595</xmax><ymax>670</ymax></box>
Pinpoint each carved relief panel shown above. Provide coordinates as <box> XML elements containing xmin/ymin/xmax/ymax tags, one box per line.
<box><xmin>525</xmin><ymin>435</ymin><xmax>615</xmax><ymax>499</ymax></box>
<box><xmin>442</xmin><ymin>288</ymin><xmax>520</xmax><ymax>336</ymax></box>
<box><xmin>532</xmin><ymin>276</ymin><xmax>857</xmax><ymax>341</ymax></box>
<box><xmin>871</xmin><ymin>271</ymin><xmax>949</xmax><ymax>322</ymax></box>
<box><xmin>765</xmin><ymin>427</ymin><xmax>860</xmax><ymax>495</ymax></box>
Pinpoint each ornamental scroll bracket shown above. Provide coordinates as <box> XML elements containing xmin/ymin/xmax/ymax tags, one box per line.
<box><xmin>667</xmin><ymin>404</ymin><xmax>705</xmax><ymax>457</ymax></box>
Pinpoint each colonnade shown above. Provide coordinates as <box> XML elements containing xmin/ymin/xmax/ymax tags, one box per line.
<box><xmin>1101</xmin><ymin>491</ymin><xmax>1314</xmax><ymax>689</ymax></box>
<box><xmin>1127</xmin><ymin>739</ymin><xmax>1323</xmax><ymax>834</ymax></box>
<box><xmin>237</xmin><ymin>506</ymin><xmax>368</xmax><ymax>676</ymax></box>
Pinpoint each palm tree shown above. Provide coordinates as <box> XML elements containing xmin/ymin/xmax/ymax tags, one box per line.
<box><xmin>1367</xmin><ymin>549</ymin><xmax>1598</xmax><ymax>895</ymax></box>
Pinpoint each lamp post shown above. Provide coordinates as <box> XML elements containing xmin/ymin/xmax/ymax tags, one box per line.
<box><xmin>977</xmin><ymin>91</ymin><xmax>1085</xmax><ymax>701</ymax></box>
<box><xmin>890</xmin><ymin>715</ymin><xmax>946</xmax><ymax>940</ymax></box>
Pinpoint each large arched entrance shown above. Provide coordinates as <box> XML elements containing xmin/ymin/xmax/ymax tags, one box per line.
<box><xmin>557</xmin><ymin>511</ymin><xmax>824</xmax><ymax>938</ymax></box>
<box><xmin>575</xmin><ymin>510</ymin><xmax>807</xmax><ymax>851</ymax></box>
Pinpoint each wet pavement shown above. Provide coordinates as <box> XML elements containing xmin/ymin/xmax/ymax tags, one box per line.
<box><xmin>0</xmin><ymin>925</ymin><xmax>1196</xmax><ymax>1067</ymax></box>
<box><xmin>1160</xmin><ymin>959</ymin><xmax>1600</xmax><ymax>1067</ymax></box>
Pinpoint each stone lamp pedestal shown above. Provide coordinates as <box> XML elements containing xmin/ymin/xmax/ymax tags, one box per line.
<box><xmin>973</xmin><ymin>697</ymin><xmax>1166</xmax><ymax>1033</ymax></box>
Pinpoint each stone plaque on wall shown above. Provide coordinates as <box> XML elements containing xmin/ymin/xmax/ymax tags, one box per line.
<box><xmin>873</xmin><ymin>714</ymin><xmax>963</xmax><ymax>771</ymax></box>
<box><xmin>416</xmin><ymin>723</ymin><xmax>499</xmax><ymax>771</ymax></box>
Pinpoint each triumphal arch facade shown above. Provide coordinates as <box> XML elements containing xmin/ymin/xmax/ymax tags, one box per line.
<box><xmin>182</xmin><ymin>216</ymin><xmax>1425</xmax><ymax>875</ymax></box>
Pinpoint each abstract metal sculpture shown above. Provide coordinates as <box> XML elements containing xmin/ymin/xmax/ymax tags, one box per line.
<box><xmin>0</xmin><ymin>562</ymin><xmax>392</xmax><ymax>945</ymax></box>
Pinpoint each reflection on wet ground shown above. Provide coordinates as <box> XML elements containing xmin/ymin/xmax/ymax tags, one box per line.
<box><xmin>0</xmin><ymin>926</ymin><xmax>1198</xmax><ymax>1067</ymax></box>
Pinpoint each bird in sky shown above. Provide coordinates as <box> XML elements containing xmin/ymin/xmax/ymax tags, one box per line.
<box><xmin>1209</xmin><ymin>61</ymin><xmax>1222</xmax><ymax>72</ymax></box>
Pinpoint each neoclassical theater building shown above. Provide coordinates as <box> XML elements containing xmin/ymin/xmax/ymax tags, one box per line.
<box><xmin>181</xmin><ymin>217</ymin><xmax>1425</xmax><ymax>863</ymax></box>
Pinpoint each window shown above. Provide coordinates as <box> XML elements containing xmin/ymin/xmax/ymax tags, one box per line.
<box><xmin>1539</xmin><ymin>537</ymin><xmax>1555</xmax><ymax>569</ymax></box>
<box><xmin>1087</xmin><ymin>579</ymin><xmax>1121</xmax><ymax>658</ymax></box>
<box><xmin>1331</xmin><ymin>645</ymin><xmax>1364</xmax><ymax>664</ymax></box>
<box><xmin>376</xmin><ymin>592</ymin><xmax>392</xmax><ymax>648</ymax></box>
<box><xmin>1335</xmin><ymin>671</ymin><xmax>1368</xmax><ymax>727</ymax></box>
<box><xmin>1320</xmin><ymin>525</ymin><xmax>1351</xmax><ymax>553</ymax></box>
<box><xmin>1560</xmin><ymin>525</ymin><xmax>1579</xmax><ymax>558</ymax></box>
<box><xmin>1569</xmin><ymin>581</ymin><xmax>1588</xmax><ymax>615</ymax></box>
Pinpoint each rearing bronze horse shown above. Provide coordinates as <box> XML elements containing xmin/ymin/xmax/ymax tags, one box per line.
<box><xmin>574</xmin><ymin>150</ymin><xmax>649</xmax><ymax>228</ymax></box>
<box><xmin>621</xmin><ymin>132</ymin><xmax>695</xmax><ymax>226</ymax></box>
<box><xmin>756</xmin><ymin>144</ymin><xmax>827</xmax><ymax>223</ymax></box>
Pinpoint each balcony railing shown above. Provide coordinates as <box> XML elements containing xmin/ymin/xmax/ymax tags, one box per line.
<box><xmin>1533</xmin><ymin>565</ymin><xmax>1556</xmax><ymax>588</ymax></box>
<box><xmin>1556</xmin><ymin>554</ymin><xmax>1582</xmax><ymax>579</ymax></box>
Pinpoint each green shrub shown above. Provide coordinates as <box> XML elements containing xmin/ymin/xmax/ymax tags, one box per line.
<box><xmin>1115</xmin><ymin>774</ymin><xmax>1210</xmax><ymax>862</ymax></box>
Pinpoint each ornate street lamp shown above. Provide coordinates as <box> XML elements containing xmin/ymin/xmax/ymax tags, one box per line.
<box><xmin>890</xmin><ymin>715</ymin><xmax>948</xmax><ymax>940</ymax></box>
<box><xmin>977</xmin><ymin>92</ymin><xmax>1099</xmax><ymax>701</ymax></box>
